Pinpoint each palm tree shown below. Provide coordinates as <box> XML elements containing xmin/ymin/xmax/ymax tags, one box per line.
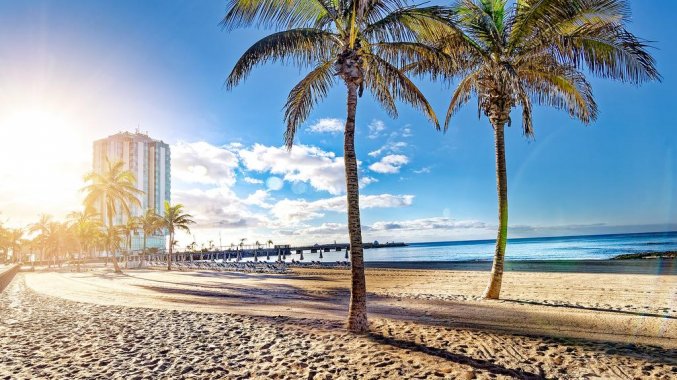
<box><xmin>160</xmin><ymin>201</ymin><xmax>195</xmax><ymax>271</ymax></box>
<box><xmin>0</xmin><ymin>224</ymin><xmax>8</xmax><ymax>263</ymax></box>
<box><xmin>39</xmin><ymin>221</ymin><xmax>66</xmax><ymax>267</ymax></box>
<box><xmin>67</xmin><ymin>208</ymin><xmax>101</xmax><ymax>272</ymax></box>
<box><xmin>223</xmin><ymin>0</ymin><xmax>448</xmax><ymax>333</ymax></box>
<box><xmin>120</xmin><ymin>217</ymin><xmax>139</xmax><ymax>268</ymax></box>
<box><xmin>54</xmin><ymin>221</ymin><xmax>76</xmax><ymax>267</ymax></box>
<box><xmin>29</xmin><ymin>214</ymin><xmax>52</xmax><ymax>265</ymax></box>
<box><xmin>101</xmin><ymin>225</ymin><xmax>125</xmax><ymax>266</ymax></box>
<box><xmin>82</xmin><ymin>158</ymin><xmax>142</xmax><ymax>273</ymax></box>
<box><xmin>6</xmin><ymin>228</ymin><xmax>23</xmax><ymax>264</ymax></box>
<box><xmin>422</xmin><ymin>0</ymin><xmax>659</xmax><ymax>299</ymax></box>
<box><xmin>267</xmin><ymin>239</ymin><xmax>273</xmax><ymax>249</ymax></box>
<box><xmin>138</xmin><ymin>208</ymin><xmax>163</xmax><ymax>267</ymax></box>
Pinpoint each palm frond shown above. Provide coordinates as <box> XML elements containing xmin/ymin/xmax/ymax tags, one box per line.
<box><xmin>283</xmin><ymin>60</ymin><xmax>336</xmax><ymax>148</ymax></box>
<box><xmin>519</xmin><ymin>64</ymin><xmax>598</xmax><ymax>124</ymax></box>
<box><xmin>364</xmin><ymin>64</ymin><xmax>398</xmax><ymax>118</ymax></box>
<box><xmin>221</xmin><ymin>0</ymin><xmax>330</xmax><ymax>30</ymax></box>
<box><xmin>515</xmin><ymin>84</ymin><xmax>534</xmax><ymax>137</ymax></box>
<box><xmin>445</xmin><ymin>70</ymin><xmax>480</xmax><ymax>128</ymax></box>
<box><xmin>367</xmin><ymin>54</ymin><xmax>440</xmax><ymax>130</ymax></box>
<box><xmin>226</xmin><ymin>29</ymin><xmax>338</xmax><ymax>90</ymax></box>
<box><xmin>365</xmin><ymin>5</ymin><xmax>455</xmax><ymax>43</ymax></box>
<box><xmin>510</xmin><ymin>0</ymin><xmax>630</xmax><ymax>50</ymax></box>
<box><xmin>455</xmin><ymin>0</ymin><xmax>504</xmax><ymax>50</ymax></box>
<box><xmin>553</xmin><ymin>24</ymin><xmax>660</xmax><ymax>83</ymax></box>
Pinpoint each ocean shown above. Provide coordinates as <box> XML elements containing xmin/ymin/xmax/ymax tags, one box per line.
<box><xmin>309</xmin><ymin>231</ymin><xmax>677</xmax><ymax>263</ymax></box>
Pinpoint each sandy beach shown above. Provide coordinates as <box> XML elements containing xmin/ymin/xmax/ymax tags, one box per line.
<box><xmin>1</xmin><ymin>264</ymin><xmax>676</xmax><ymax>379</ymax></box>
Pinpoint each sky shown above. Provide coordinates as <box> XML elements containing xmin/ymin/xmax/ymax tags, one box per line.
<box><xmin>0</xmin><ymin>0</ymin><xmax>675</xmax><ymax>247</ymax></box>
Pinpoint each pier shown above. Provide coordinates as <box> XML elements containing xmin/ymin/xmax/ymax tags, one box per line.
<box><xmin>109</xmin><ymin>241</ymin><xmax>407</xmax><ymax>264</ymax></box>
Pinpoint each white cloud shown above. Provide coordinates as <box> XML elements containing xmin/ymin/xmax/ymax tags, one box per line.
<box><xmin>369</xmin><ymin>154</ymin><xmax>409</xmax><ymax>174</ymax></box>
<box><xmin>306</xmin><ymin>118</ymin><xmax>344</xmax><ymax>133</ymax></box>
<box><xmin>370</xmin><ymin>217</ymin><xmax>487</xmax><ymax>231</ymax></box>
<box><xmin>239</xmin><ymin>144</ymin><xmax>347</xmax><ymax>195</ymax></box>
<box><xmin>282</xmin><ymin>223</ymin><xmax>350</xmax><ymax>236</ymax></box>
<box><xmin>280</xmin><ymin>216</ymin><xmax>486</xmax><ymax>239</ymax></box>
<box><xmin>270</xmin><ymin>194</ymin><xmax>414</xmax><ymax>223</ymax></box>
<box><xmin>413</xmin><ymin>167</ymin><xmax>432</xmax><ymax>174</ymax></box>
<box><xmin>243</xmin><ymin>176</ymin><xmax>263</xmax><ymax>184</ymax></box>
<box><xmin>172</xmin><ymin>141</ymin><xmax>239</xmax><ymax>186</ymax></box>
<box><xmin>401</xmin><ymin>127</ymin><xmax>413</xmax><ymax>137</ymax></box>
<box><xmin>173</xmin><ymin>187</ymin><xmax>268</xmax><ymax>229</ymax></box>
<box><xmin>368</xmin><ymin>141</ymin><xmax>407</xmax><ymax>157</ymax></box>
<box><xmin>368</xmin><ymin>120</ymin><xmax>386</xmax><ymax>139</ymax></box>
<box><xmin>243</xmin><ymin>189</ymin><xmax>273</xmax><ymax>209</ymax></box>
<box><xmin>359</xmin><ymin>176</ymin><xmax>378</xmax><ymax>187</ymax></box>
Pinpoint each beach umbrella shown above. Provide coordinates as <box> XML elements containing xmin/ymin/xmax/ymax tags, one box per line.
<box><xmin>319</xmin><ymin>251</ymin><xmax>323</xmax><ymax>259</ymax></box>
<box><xmin>300</xmin><ymin>251</ymin><xmax>304</xmax><ymax>261</ymax></box>
<box><xmin>277</xmin><ymin>249</ymin><xmax>281</xmax><ymax>262</ymax></box>
<box><xmin>254</xmin><ymin>251</ymin><xmax>258</xmax><ymax>262</ymax></box>
<box><xmin>345</xmin><ymin>250</ymin><xmax>349</xmax><ymax>259</ymax></box>
<box><xmin>266</xmin><ymin>250</ymin><xmax>270</xmax><ymax>261</ymax></box>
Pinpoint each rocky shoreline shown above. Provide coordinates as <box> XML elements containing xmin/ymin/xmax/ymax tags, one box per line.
<box><xmin>612</xmin><ymin>251</ymin><xmax>677</xmax><ymax>260</ymax></box>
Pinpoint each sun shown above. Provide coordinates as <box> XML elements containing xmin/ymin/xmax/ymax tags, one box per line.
<box><xmin>1</xmin><ymin>107</ymin><xmax>77</xmax><ymax>153</ymax></box>
<box><xmin>0</xmin><ymin>106</ymin><xmax>91</xmax><ymax>223</ymax></box>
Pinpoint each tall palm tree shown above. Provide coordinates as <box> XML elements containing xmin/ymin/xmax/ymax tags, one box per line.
<box><xmin>101</xmin><ymin>225</ymin><xmax>125</xmax><ymax>266</ymax></box>
<box><xmin>54</xmin><ymin>221</ymin><xmax>76</xmax><ymax>267</ymax></box>
<box><xmin>138</xmin><ymin>208</ymin><xmax>163</xmax><ymax>267</ymax></box>
<box><xmin>29</xmin><ymin>214</ymin><xmax>52</xmax><ymax>265</ymax></box>
<box><xmin>420</xmin><ymin>0</ymin><xmax>659</xmax><ymax>299</ymax></box>
<box><xmin>160</xmin><ymin>201</ymin><xmax>194</xmax><ymax>271</ymax></box>
<box><xmin>0</xmin><ymin>224</ymin><xmax>8</xmax><ymax>263</ymax></box>
<box><xmin>120</xmin><ymin>217</ymin><xmax>139</xmax><ymax>268</ymax></box>
<box><xmin>68</xmin><ymin>209</ymin><xmax>100</xmax><ymax>272</ymax></box>
<box><xmin>40</xmin><ymin>222</ymin><xmax>65</xmax><ymax>267</ymax></box>
<box><xmin>3</xmin><ymin>228</ymin><xmax>23</xmax><ymax>264</ymax></box>
<box><xmin>223</xmin><ymin>0</ymin><xmax>449</xmax><ymax>333</ymax></box>
<box><xmin>82</xmin><ymin>158</ymin><xmax>142</xmax><ymax>274</ymax></box>
<box><xmin>267</xmin><ymin>239</ymin><xmax>273</xmax><ymax>248</ymax></box>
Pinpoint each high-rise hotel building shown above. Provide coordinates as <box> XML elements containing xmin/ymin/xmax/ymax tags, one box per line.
<box><xmin>92</xmin><ymin>130</ymin><xmax>171</xmax><ymax>251</ymax></box>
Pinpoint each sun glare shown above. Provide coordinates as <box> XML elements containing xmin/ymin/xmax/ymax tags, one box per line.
<box><xmin>0</xmin><ymin>106</ymin><xmax>90</xmax><ymax>222</ymax></box>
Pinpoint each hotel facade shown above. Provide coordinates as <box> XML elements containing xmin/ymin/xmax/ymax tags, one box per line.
<box><xmin>92</xmin><ymin>131</ymin><xmax>170</xmax><ymax>251</ymax></box>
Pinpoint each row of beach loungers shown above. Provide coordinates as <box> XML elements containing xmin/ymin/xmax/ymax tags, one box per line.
<box><xmin>287</xmin><ymin>261</ymin><xmax>351</xmax><ymax>269</ymax></box>
<box><xmin>143</xmin><ymin>260</ymin><xmax>353</xmax><ymax>273</ymax></box>
<box><xmin>145</xmin><ymin>261</ymin><xmax>288</xmax><ymax>274</ymax></box>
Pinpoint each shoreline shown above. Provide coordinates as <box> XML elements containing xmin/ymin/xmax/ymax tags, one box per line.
<box><xmin>355</xmin><ymin>258</ymin><xmax>677</xmax><ymax>274</ymax></box>
<box><xmin>397</xmin><ymin>230</ymin><xmax>677</xmax><ymax>247</ymax></box>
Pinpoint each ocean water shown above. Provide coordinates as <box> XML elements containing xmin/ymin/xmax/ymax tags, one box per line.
<box><xmin>286</xmin><ymin>231</ymin><xmax>677</xmax><ymax>263</ymax></box>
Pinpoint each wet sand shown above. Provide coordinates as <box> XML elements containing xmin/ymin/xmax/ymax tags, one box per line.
<box><xmin>1</xmin><ymin>265</ymin><xmax>676</xmax><ymax>379</ymax></box>
<box><xmin>364</xmin><ymin>258</ymin><xmax>677</xmax><ymax>275</ymax></box>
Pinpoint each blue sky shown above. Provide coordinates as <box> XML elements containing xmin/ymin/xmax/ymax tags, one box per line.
<box><xmin>0</xmin><ymin>0</ymin><xmax>674</xmax><ymax>246</ymax></box>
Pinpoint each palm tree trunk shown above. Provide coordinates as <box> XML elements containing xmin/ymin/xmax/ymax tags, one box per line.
<box><xmin>108</xmin><ymin>214</ymin><xmax>122</xmax><ymax>274</ymax></box>
<box><xmin>484</xmin><ymin>123</ymin><xmax>508</xmax><ymax>299</ymax></box>
<box><xmin>125</xmin><ymin>233</ymin><xmax>131</xmax><ymax>269</ymax></box>
<box><xmin>344</xmin><ymin>81</ymin><xmax>368</xmax><ymax>333</ymax></box>
<box><xmin>141</xmin><ymin>234</ymin><xmax>147</xmax><ymax>268</ymax></box>
<box><xmin>76</xmin><ymin>243</ymin><xmax>82</xmax><ymax>272</ymax></box>
<box><xmin>167</xmin><ymin>232</ymin><xmax>173</xmax><ymax>271</ymax></box>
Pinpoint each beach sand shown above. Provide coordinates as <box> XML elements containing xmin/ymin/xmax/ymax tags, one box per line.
<box><xmin>1</xmin><ymin>265</ymin><xmax>676</xmax><ymax>379</ymax></box>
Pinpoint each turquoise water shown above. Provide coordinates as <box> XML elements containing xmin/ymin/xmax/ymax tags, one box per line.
<box><xmin>288</xmin><ymin>231</ymin><xmax>677</xmax><ymax>263</ymax></box>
